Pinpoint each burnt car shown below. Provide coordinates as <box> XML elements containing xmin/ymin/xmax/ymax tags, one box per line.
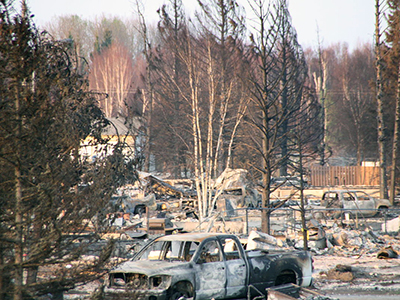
<box><xmin>110</xmin><ymin>195</ymin><xmax>147</xmax><ymax>216</ymax></box>
<box><xmin>320</xmin><ymin>190</ymin><xmax>391</xmax><ymax>217</ymax></box>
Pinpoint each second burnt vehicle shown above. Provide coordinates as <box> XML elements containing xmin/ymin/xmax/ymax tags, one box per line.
<box><xmin>320</xmin><ymin>190</ymin><xmax>392</xmax><ymax>217</ymax></box>
<box><xmin>104</xmin><ymin>232</ymin><xmax>313</xmax><ymax>300</ymax></box>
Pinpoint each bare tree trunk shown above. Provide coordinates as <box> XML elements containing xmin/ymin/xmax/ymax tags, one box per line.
<box><xmin>14</xmin><ymin>166</ymin><xmax>23</xmax><ymax>300</ymax></box>
<box><xmin>313</xmin><ymin>39</ymin><xmax>328</xmax><ymax>165</ymax></box>
<box><xmin>185</xmin><ymin>37</ymin><xmax>205</xmax><ymax>221</ymax></box>
<box><xmin>390</xmin><ymin>63</ymin><xmax>400</xmax><ymax>205</ymax></box>
<box><xmin>206</xmin><ymin>40</ymin><xmax>216</xmax><ymax>214</ymax></box>
<box><xmin>279</xmin><ymin>44</ymin><xmax>288</xmax><ymax>177</ymax></box>
<box><xmin>25</xmin><ymin>220</ymin><xmax>40</xmax><ymax>285</ymax></box>
<box><xmin>226</xmin><ymin>98</ymin><xmax>247</xmax><ymax>168</ymax></box>
<box><xmin>172</xmin><ymin>1</ymin><xmax>183</xmax><ymax>178</ymax></box>
<box><xmin>261</xmin><ymin>113</ymin><xmax>271</xmax><ymax>234</ymax></box>
<box><xmin>375</xmin><ymin>0</ymin><xmax>389</xmax><ymax>199</ymax></box>
<box><xmin>0</xmin><ymin>244</ymin><xmax>4</xmax><ymax>300</ymax></box>
<box><xmin>297</xmin><ymin>137</ymin><xmax>308</xmax><ymax>250</ymax></box>
<box><xmin>342</xmin><ymin>78</ymin><xmax>364</xmax><ymax>165</ymax></box>
<box><xmin>136</xmin><ymin>1</ymin><xmax>154</xmax><ymax>172</ymax></box>
<box><xmin>213</xmin><ymin>97</ymin><xmax>228</xmax><ymax>178</ymax></box>
<box><xmin>14</xmin><ymin>85</ymin><xmax>23</xmax><ymax>300</ymax></box>
<box><xmin>143</xmin><ymin>70</ymin><xmax>154</xmax><ymax>173</ymax></box>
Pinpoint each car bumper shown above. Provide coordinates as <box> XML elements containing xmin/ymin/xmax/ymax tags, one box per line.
<box><xmin>104</xmin><ymin>287</ymin><xmax>168</xmax><ymax>300</ymax></box>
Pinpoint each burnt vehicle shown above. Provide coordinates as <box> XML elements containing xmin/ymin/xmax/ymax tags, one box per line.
<box><xmin>110</xmin><ymin>195</ymin><xmax>148</xmax><ymax>216</ymax></box>
<box><xmin>320</xmin><ymin>190</ymin><xmax>392</xmax><ymax>217</ymax></box>
<box><xmin>104</xmin><ymin>233</ymin><xmax>313</xmax><ymax>300</ymax></box>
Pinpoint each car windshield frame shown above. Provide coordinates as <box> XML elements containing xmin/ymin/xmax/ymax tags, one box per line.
<box><xmin>136</xmin><ymin>240</ymin><xmax>200</xmax><ymax>262</ymax></box>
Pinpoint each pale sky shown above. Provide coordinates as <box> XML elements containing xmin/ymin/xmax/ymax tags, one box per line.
<box><xmin>26</xmin><ymin>0</ymin><xmax>375</xmax><ymax>50</ymax></box>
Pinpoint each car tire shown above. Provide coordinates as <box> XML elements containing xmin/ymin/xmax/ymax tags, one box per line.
<box><xmin>377</xmin><ymin>206</ymin><xmax>389</xmax><ymax>217</ymax></box>
<box><xmin>168</xmin><ymin>282</ymin><xmax>193</xmax><ymax>300</ymax></box>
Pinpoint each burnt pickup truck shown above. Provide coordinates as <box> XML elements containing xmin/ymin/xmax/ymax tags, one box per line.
<box><xmin>104</xmin><ymin>233</ymin><xmax>313</xmax><ymax>300</ymax></box>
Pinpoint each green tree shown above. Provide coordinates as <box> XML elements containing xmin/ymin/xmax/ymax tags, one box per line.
<box><xmin>0</xmin><ymin>2</ymin><xmax>136</xmax><ymax>299</ymax></box>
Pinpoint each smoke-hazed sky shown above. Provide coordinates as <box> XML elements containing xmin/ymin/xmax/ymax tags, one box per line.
<box><xmin>26</xmin><ymin>0</ymin><xmax>375</xmax><ymax>51</ymax></box>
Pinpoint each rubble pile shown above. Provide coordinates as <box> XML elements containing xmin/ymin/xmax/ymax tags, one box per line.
<box><xmin>321</xmin><ymin>264</ymin><xmax>354</xmax><ymax>282</ymax></box>
<box><xmin>310</xmin><ymin>225</ymin><xmax>400</xmax><ymax>297</ymax></box>
<box><xmin>58</xmin><ymin>169</ymin><xmax>400</xmax><ymax>299</ymax></box>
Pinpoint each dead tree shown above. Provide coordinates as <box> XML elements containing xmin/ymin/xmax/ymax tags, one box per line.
<box><xmin>386</xmin><ymin>0</ymin><xmax>400</xmax><ymax>205</ymax></box>
<box><xmin>245</xmin><ymin>0</ymin><xmax>308</xmax><ymax>233</ymax></box>
<box><xmin>153</xmin><ymin>0</ymin><xmax>248</xmax><ymax>219</ymax></box>
<box><xmin>154</xmin><ymin>0</ymin><xmax>191</xmax><ymax>177</ymax></box>
<box><xmin>390</xmin><ymin>63</ymin><xmax>400</xmax><ymax>204</ymax></box>
<box><xmin>135</xmin><ymin>0</ymin><xmax>156</xmax><ymax>172</ymax></box>
<box><xmin>196</xmin><ymin>0</ymin><xmax>247</xmax><ymax>176</ymax></box>
<box><xmin>194</xmin><ymin>0</ymin><xmax>249</xmax><ymax>215</ymax></box>
<box><xmin>155</xmin><ymin>16</ymin><xmax>207</xmax><ymax>219</ymax></box>
<box><xmin>313</xmin><ymin>34</ymin><xmax>329</xmax><ymax>165</ymax></box>
<box><xmin>289</xmin><ymin>83</ymin><xmax>323</xmax><ymax>249</ymax></box>
<box><xmin>375</xmin><ymin>0</ymin><xmax>389</xmax><ymax>199</ymax></box>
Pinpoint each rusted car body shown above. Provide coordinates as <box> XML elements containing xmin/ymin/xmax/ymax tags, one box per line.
<box><xmin>104</xmin><ymin>233</ymin><xmax>313</xmax><ymax>300</ymax></box>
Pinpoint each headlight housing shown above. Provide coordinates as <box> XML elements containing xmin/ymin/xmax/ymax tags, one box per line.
<box><xmin>150</xmin><ymin>275</ymin><xmax>172</xmax><ymax>290</ymax></box>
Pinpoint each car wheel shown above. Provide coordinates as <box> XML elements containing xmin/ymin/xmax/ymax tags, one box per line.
<box><xmin>169</xmin><ymin>291</ymin><xmax>188</xmax><ymax>300</ymax></box>
<box><xmin>168</xmin><ymin>282</ymin><xmax>193</xmax><ymax>300</ymax></box>
<box><xmin>377</xmin><ymin>206</ymin><xmax>389</xmax><ymax>217</ymax></box>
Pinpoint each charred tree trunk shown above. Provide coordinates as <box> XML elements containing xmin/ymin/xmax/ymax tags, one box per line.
<box><xmin>13</xmin><ymin>79</ymin><xmax>23</xmax><ymax>300</ymax></box>
<box><xmin>300</xmin><ymin>174</ymin><xmax>308</xmax><ymax>250</ymax></box>
<box><xmin>136</xmin><ymin>1</ymin><xmax>154</xmax><ymax>172</ymax></box>
<box><xmin>279</xmin><ymin>46</ymin><xmax>288</xmax><ymax>177</ymax></box>
<box><xmin>297</xmin><ymin>137</ymin><xmax>308</xmax><ymax>250</ymax></box>
<box><xmin>261</xmin><ymin>110</ymin><xmax>272</xmax><ymax>234</ymax></box>
<box><xmin>375</xmin><ymin>0</ymin><xmax>389</xmax><ymax>199</ymax></box>
<box><xmin>390</xmin><ymin>63</ymin><xmax>400</xmax><ymax>205</ymax></box>
<box><xmin>14</xmin><ymin>165</ymin><xmax>23</xmax><ymax>300</ymax></box>
<box><xmin>313</xmin><ymin>40</ymin><xmax>328</xmax><ymax>166</ymax></box>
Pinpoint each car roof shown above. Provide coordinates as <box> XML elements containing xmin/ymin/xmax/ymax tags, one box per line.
<box><xmin>154</xmin><ymin>232</ymin><xmax>234</xmax><ymax>243</ymax></box>
<box><xmin>325</xmin><ymin>190</ymin><xmax>367</xmax><ymax>193</ymax></box>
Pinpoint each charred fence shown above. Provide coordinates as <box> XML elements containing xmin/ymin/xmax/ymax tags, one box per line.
<box><xmin>310</xmin><ymin>166</ymin><xmax>380</xmax><ymax>187</ymax></box>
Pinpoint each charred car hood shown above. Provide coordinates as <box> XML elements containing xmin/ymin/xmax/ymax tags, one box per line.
<box><xmin>110</xmin><ymin>260</ymin><xmax>191</xmax><ymax>276</ymax></box>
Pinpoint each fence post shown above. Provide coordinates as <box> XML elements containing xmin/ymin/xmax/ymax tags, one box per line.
<box><xmin>245</xmin><ymin>208</ymin><xmax>249</xmax><ymax>235</ymax></box>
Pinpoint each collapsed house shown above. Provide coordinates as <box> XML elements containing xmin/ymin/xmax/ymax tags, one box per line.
<box><xmin>108</xmin><ymin>168</ymin><xmax>260</xmax><ymax>220</ymax></box>
<box><xmin>213</xmin><ymin>168</ymin><xmax>261</xmax><ymax>211</ymax></box>
<box><xmin>64</xmin><ymin>166</ymin><xmax>400</xmax><ymax>300</ymax></box>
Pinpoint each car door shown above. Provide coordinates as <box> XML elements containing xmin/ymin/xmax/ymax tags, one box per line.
<box><xmin>323</xmin><ymin>192</ymin><xmax>341</xmax><ymax>217</ymax></box>
<box><xmin>354</xmin><ymin>191</ymin><xmax>375</xmax><ymax>215</ymax></box>
<box><xmin>219</xmin><ymin>237</ymin><xmax>248</xmax><ymax>299</ymax></box>
<box><xmin>342</xmin><ymin>192</ymin><xmax>357</xmax><ymax>212</ymax></box>
<box><xmin>193</xmin><ymin>239</ymin><xmax>226</xmax><ymax>300</ymax></box>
